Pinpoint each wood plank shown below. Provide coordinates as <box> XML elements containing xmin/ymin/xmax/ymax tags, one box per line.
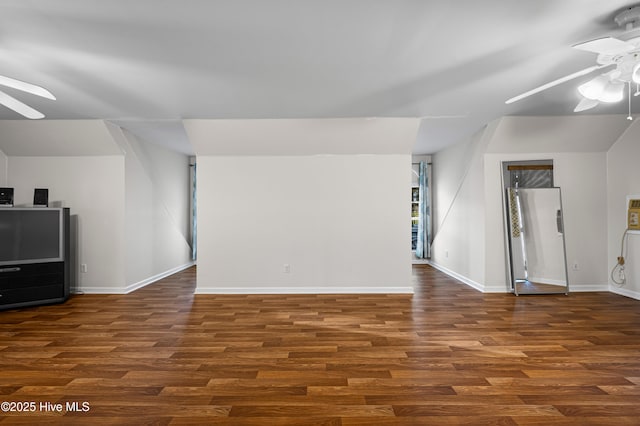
<box><xmin>0</xmin><ymin>264</ymin><xmax>637</xmax><ymax>424</ymax></box>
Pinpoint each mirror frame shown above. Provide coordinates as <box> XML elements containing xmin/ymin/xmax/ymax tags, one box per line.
<box><xmin>500</xmin><ymin>162</ymin><xmax>569</xmax><ymax>296</ymax></box>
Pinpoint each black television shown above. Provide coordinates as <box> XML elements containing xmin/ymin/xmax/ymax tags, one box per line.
<box><xmin>0</xmin><ymin>207</ymin><xmax>66</xmax><ymax>266</ymax></box>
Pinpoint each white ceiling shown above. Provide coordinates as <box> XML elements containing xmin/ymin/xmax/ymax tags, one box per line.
<box><xmin>0</xmin><ymin>0</ymin><xmax>638</xmax><ymax>155</ymax></box>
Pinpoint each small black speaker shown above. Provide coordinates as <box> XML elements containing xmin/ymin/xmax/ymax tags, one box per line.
<box><xmin>0</xmin><ymin>187</ymin><xmax>14</xmax><ymax>206</ymax></box>
<box><xmin>33</xmin><ymin>188</ymin><xmax>49</xmax><ymax>207</ymax></box>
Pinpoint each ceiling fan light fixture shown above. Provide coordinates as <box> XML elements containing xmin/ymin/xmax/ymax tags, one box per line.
<box><xmin>632</xmin><ymin>62</ymin><xmax>640</xmax><ymax>84</ymax></box>
<box><xmin>598</xmin><ymin>81</ymin><xmax>625</xmax><ymax>102</ymax></box>
<box><xmin>578</xmin><ymin>75</ymin><xmax>610</xmax><ymax>100</ymax></box>
<box><xmin>574</xmin><ymin>98</ymin><xmax>599</xmax><ymax>112</ymax></box>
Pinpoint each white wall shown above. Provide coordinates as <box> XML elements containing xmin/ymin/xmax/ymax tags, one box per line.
<box><xmin>607</xmin><ymin>120</ymin><xmax>640</xmax><ymax>300</ymax></box>
<box><xmin>0</xmin><ymin>119</ymin><xmax>193</xmax><ymax>294</ymax></box>
<box><xmin>432</xmin><ymin>115</ymin><xmax>624</xmax><ymax>293</ymax></box>
<box><xmin>108</xmin><ymin>125</ymin><xmax>193</xmax><ymax>291</ymax></box>
<box><xmin>7</xmin><ymin>156</ymin><xmax>126</xmax><ymax>292</ymax></box>
<box><xmin>483</xmin><ymin>152</ymin><xmax>608</xmax><ymax>292</ymax></box>
<box><xmin>196</xmin><ymin>155</ymin><xmax>412</xmax><ymax>293</ymax></box>
<box><xmin>0</xmin><ymin>149</ymin><xmax>7</xmax><ymax>185</ymax></box>
<box><xmin>485</xmin><ymin>115</ymin><xmax>631</xmax><ymax>154</ymax></box>
<box><xmin>127</xmin><ymin>130</ymin><xmax>192</xmax><ymax>243</ymax></box>
<box><xmin>482</xmin><ymin>115</ymin><xmax>623</xmax><ymax>292</ymax></box>
<box><xmin>185</xmin><ymin>118</ymin><xmax>419</xmax><ymax>155</ymax></box>
<box><xmin>430</xmin><ymin>124</ymin><xmax>496</xmax><ymax>289</ymax></box>
<box><xmin>0</xmin><ymin>120</ymin><xmax>123</xmax><ymax>156</ymax></box>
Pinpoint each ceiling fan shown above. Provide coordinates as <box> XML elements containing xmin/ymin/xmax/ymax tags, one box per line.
<box><xmin>506</xmin><ymin>6</ymin><xmax>640</xmax><ymax>117</ymax></box>
<box><xmin>0</xmin><ymin>74</ymin><xmax>55</xmax><ymax>119</ymax></box>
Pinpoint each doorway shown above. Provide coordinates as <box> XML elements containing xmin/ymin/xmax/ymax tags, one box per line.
<box><xmin>501</xmin><ymin>160</ymin><xmax>569</xmax><ymax>295</ymax></box>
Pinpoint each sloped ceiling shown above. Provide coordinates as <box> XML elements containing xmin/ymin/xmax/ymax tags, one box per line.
<box><xmin>486</xmin><ymin>115</ymin><xmax>634</xmax><ymax>153</ymax></box>
<box><xmin>185</xmin><ymin>118</ymin><xmax>420</xmax><ymax>155</ymax></box>
<box><xmin>0</xmin><ymin>1</ymin><xmax>639</xmax><ymax>155</ymax></box>
<box><xmin>0</xmin><ymin>120</ymin><xmax>122</xmax><ymax>156</ymax></box>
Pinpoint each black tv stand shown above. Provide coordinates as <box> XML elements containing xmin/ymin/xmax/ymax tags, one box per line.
<box><xmin>0</xmin><ymin>208</ymin><xmax>71</xmax><ymax>310</ymax></box>
<box><xmin>0</xmin><ymin>262</ymin><xmax>70</xmax><ymax>310</ymax></box>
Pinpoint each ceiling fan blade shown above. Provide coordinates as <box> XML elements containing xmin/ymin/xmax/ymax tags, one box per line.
<box><xmin>572</xmin><ymin>37</ymin><xmax>635</xmax><ymax>55</ymax></box>
<box><xmin>505</xmin><ymin>64</ymin><xmax>610</xmax><ymax>104</ymax></box>
<box><xmin>574</xmin><ymin>98</ymin><xmax>599</xmax><ymax>112</ymax></box>
<box><xmin>0</xmin><ymin>89</ymin><xmax>45</xmax><ymax>119</ymax></box>
<box><xmin>0</xmin><ymin>75</ymin><xmax>56</xmax><ymax>100</ymax></box>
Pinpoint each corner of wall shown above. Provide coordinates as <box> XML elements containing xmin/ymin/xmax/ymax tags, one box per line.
<box><xmin>0</xmin><ymin>148</ymin><xmax>7</xmax><ymax>185</ymax></box>
<box><xmin>428</xmin><ymin>261</ymin><xmax>485</xmax><ymax>292</ymax></box>
<box><xmin>430</xmin><ymin>122</ymin><xmax>495</xmax><ymax>288</ymax></box>
<box><xmin>606</xmin><ymin>119</ymin><xmax>640</xmax><ymax>300</ymax></box>
<box><xmin>102</xmin><ymin>121</ymin><xmax>128</xmax><ymax>155</ymax></box>
<box><xmin>483</xmin><ymin>115</ymin><xmax>621</xmax><ymax>295</ymax></box>
<box><xmin>108</xmin><ymin>125</ymin><xmax>193</xmax><ymax>289</ymax></box>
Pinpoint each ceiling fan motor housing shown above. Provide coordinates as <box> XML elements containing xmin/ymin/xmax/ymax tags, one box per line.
<box><xmin>615</xmin><ymin>6</ymin><xmax>640</xmax><ymax>30</ymax></box>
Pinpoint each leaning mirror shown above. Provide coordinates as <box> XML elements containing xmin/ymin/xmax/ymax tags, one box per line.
<box><xmin>502</xmin><ymin>162</ymin><xmax>569</xmax><ymax>295</ymax></box>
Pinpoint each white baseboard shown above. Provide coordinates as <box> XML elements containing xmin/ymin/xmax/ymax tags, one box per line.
<box><xmin>125</xmin><ymin>262</ymin><xmax>195</xmax><ymax>294</ymax></box>
<box><xmin>428</xmin><ymin>261</ymin><xmax>486</xmax><ymax>292</ymax></box>
<box><xmin>76</xmin><ymin>262</ymin><xmax>195</xmax><ymax>294</ymax></box>
<box><xmin>428</xmin><ymin>262</ymin><xmax>616</xmax><ymax>295</ymax></box>
<box><xmin>74</xmin><ymin>286</ymin><xmax>127</xmax><ymax>295</ymax></box>
<box><xmin>609</xmin><ymin>285</ymin><xmax>640</xmax><ymax>300</ymax></box>
<box><xmin>569</xmin><ymin>284</ymin><xmax>609</xmax><ymax>292</ymax></box>
<box><xmin>196</xmin><ymin>286</ymin><xmax>414</xmax><ymax>295</ymax></box>
<box><xmin>483</xmin><ymin>284</ymin><xmax>510</xmax><ymax>293</ymax></box>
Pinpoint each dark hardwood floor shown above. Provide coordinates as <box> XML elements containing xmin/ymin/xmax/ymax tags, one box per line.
<box><xmin>1</xmin><ymin>265</ymin><xmax>639</xmax><ymax>425</ymax></box>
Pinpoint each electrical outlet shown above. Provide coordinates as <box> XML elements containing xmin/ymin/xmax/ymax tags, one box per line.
<box><xmin>283</xmin><ymin>264</ymin><xmax>291</xmax><ymax>274</ymax></box>
<box><xmin>572</xmin><ymin>262</ymin><xmax>579</xmax><ymax>271</ymax></box>
<box><xmin>81</xmin><ymin>264</ymin><xmax>88</xmax><ymax>273</ymax></box>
